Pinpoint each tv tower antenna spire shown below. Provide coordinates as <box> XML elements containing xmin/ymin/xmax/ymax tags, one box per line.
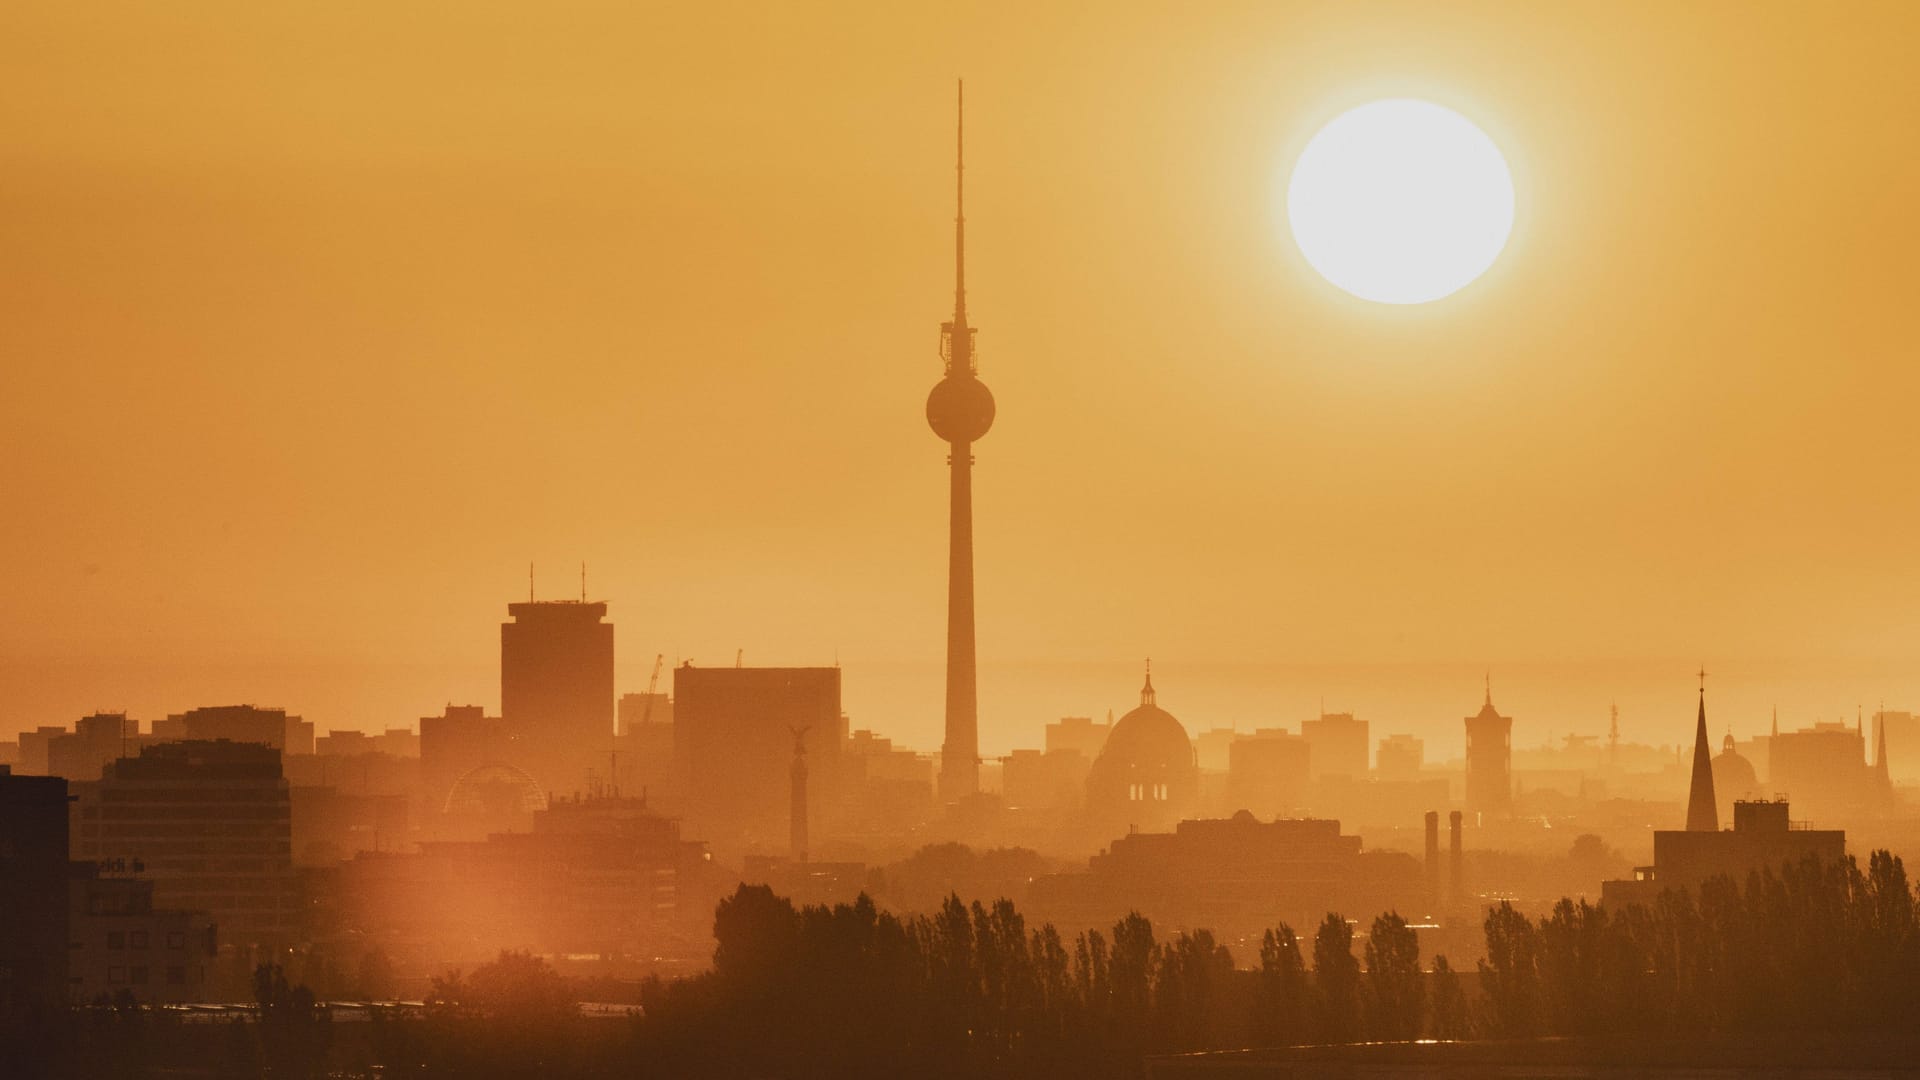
<box><xmin>927</xmin><ymin>79</ymin><xmax>996</xmax><ymax>803</ymax></box>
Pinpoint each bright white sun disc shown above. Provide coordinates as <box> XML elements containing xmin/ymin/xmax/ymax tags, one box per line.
<box><xmin>1286</xmin><ymin>99</ymin><xmax>1514</xmax><ymax>305</ymax></box>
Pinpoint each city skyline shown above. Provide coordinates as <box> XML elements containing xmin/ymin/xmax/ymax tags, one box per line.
<box><xmin>6</xmin><ymin>4</ymin><xmax>1920</xmax><ymax>755</ymax></box>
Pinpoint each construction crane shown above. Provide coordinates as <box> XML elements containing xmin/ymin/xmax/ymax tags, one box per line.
<box><xmin>640</xmin><ymin>653</ymin><xmax>665</xmax><ymax>726</ymax></box>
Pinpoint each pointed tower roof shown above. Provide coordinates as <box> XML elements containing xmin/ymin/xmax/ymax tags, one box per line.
<box><xmin>1140</xmin><ymin>659</ymin><xmax>1156</xmax><ymax>707</ymax></box>
<box><xmin>1875</xmin><ymin>716</ymin><xmax>1893</xmax><ymax>796</ymax></box>
<box><xmin>1686</xmin><ymin>670</ymin><xmax>1719</xmax><ymax>832</ymax></box>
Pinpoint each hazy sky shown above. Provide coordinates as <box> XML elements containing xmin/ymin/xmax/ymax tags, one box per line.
<box><xmin>4</xmin><ymin>2</ymin><xmax>1918</xmax><ymax>755</ymax></box>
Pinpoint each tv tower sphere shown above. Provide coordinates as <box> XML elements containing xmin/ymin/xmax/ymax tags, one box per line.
<box><xmin>927</xmin><ymin>374</ymin><xmax>994</xmax><ymax>443</ymax></box>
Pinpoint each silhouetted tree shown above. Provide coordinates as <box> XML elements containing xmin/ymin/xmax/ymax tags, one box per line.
<box><xmin>252</xmin><ymin>964</ymin><xmax>330</xmax><ymax>1079</ymax></box>
<box><xmin>1428</xmin><ymin>954</ymin><xmax>1468</xmax><ymax>1039</ymax></box>
<box><xmin>1363</xmin><ymin>911</ymin><xmax>1423</xmax><ymax>1040</ymax></box>
<box><xmin>1477</xmin><ymin>901</ymin><xmax>1539</xmax><ymax>1037</ymax></box>
<box><xmin>1311</xmin><ymin>913</ymin><xmax>1361</xmax><ymax>1044</ymax></box>
<box><xmin>1254</xmin><ymin>923</ymin><xmax>1311</xmax><ymax>1046</ymax></box>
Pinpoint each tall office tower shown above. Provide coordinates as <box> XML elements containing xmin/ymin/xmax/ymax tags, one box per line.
<box><xmin>501</xmin><ymin>598</ymin><xmax>614</xmax><ymax>797</ymax></box>
<box><xmin>926</xmin><ymin>83</ymin><xmax>996</xmax><ymax>803</ymax></box>
<box><xmin>1464</xmin><ymin>676</ymin><xmax>1513</xmax><ymax>816</ymax></box>
<box><xmin>674</xmin><ymin>664</ymin><xmax>843</xmax><ymax>848</ymax></box>
<box><xmin>72</xmin><ymin>741</ymin><xmax>297</xmax><ymax>946</ymax></box>
<box><xmin>0</xmin><ymin>768</ymin><xmax>72</xmax><ymax>1013</ymax></box>
<box><xmin>1301</xmin><ymin>712</ymin><xmax>1370</xmax><ymax>779</ymax></box>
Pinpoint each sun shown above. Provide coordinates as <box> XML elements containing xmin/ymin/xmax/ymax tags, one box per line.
<box><xmin>1286</xmin><ymin>99</ymin><xmax>1515</xmax><ymax>305</ymax></box>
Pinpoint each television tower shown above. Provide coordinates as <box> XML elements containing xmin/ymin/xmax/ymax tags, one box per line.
<box><xmin>927</xmin><ymin>81</ymin><xmax>995</xmax><ymax>802</ymax></box>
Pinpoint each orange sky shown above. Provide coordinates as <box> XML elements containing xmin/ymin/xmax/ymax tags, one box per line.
<box><xmin>4</xmin><ymin>2</ymin><xmax>1918</xmax><ymax>756</ymax></box>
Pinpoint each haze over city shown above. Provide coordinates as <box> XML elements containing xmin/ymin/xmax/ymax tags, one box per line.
<box><xmin>7</xmin><ymin>4</ymin><xmax>1920</xmax><ymax>1079</ymax></box>
<box><xmin>6</xmin><ymin>3</ymin><xmax>1920</xmax><ymax>757</ymax></box>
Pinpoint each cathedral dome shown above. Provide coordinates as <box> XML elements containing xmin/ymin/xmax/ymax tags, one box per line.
<box><xmin>1712</xmin><ymin>736</ymin><xmax>1759</xmax><ymax>802</ymax></box>
<box><xmin>1085</xmin><ymin>666</ymin><xmax>1198</xmax><ymax>832</ymax></box>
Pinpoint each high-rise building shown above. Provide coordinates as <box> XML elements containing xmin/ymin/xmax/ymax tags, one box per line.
<box><xmin>501</xmin><ymin>599</ymin><xmax>614</xmax><ymax>797</ymax></box>
<box><xmin>0</xmin><ymin>768</ymin><xmax>72</xmax><ymax>1013</ymax></box>
<box><xmin>926</xmin><ymin>84</ymin><xmax>996</xmax><ymax>803</ymax></box>
<box><xmin>47</xmin><ymin>712</ymin><xmax>140</xmax><ymax>781</ymax></box>
<box><xmin>71</xmin><ymin>741</ymin><xmax>297</xmax><ymax>946</ymax></box>
<box><xmin>1770</xmin><ymin>720</ymin><xmax>1873</xmax><ymax>817</ymax></box>
<box><xmin>155</xmin><ymin>705</ymin><xmax>314</xmax><ymax>755</ymax></box>
<box><xmin>1464</xmin><ymin>677</ymin><xmax>1513</xmax><ymax>816</ymax></box>
<box><xmin>673</xmin><ymin>664</ymin><xmax>843</xmax><ymax>847</ymax></box>
<box><xmin>1301</xmin><ymin>712</ymin><xmax>1369</xmax><ymax>779</ymax></box>
<box><xmin>1376</xmin><ymin>733</ymin><xmax>1426</xmax><ymax>782</ymax></box>
<box><xmin>1226</xmin><ymin>729</ymin><xmax>1311</xmax><ymax>816</ymax></box>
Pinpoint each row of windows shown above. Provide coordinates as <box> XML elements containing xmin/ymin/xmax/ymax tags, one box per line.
<box><xmin>94</xmin><ymin>931</ymin><xmax>190</xmax><ymax>951</ymax></box>
<box><xmin>102</xmin><ymin>965</ymin><xmax>193</xmax><ymax>986</ymax></box>
<box><xmin>91</xmin><ymin>805</ymin><xmax>290</xmax><ymax>821</ymax></box>
<box><xmin>1126</xmin><ymin>782</ymin><xmax>1172</xmax><ymax>801</ymax></box>
<box><xmin>99</xmin><ymin>788</ymin><xmax>287</xmax><ymax>802</ymax></box>
<box><xmin>77</xmin><ymin>841</ymin><xmax>292</xmax><ymax>858</ymax></box>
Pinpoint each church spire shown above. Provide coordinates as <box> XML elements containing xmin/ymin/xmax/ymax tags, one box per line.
<box><xmin>1875</xmin><ymin>713</ymin><xmax>1893</xmax><ymax>797</ymax></box>
<box><xmin>1686</xmin><ymin>668</ymin><xmax>1718</xmax><ymax>832</ymax></box>
<box><xmin>1141</xmin><ymin>658</ymin><xmax>1156</xmax><ymax>707</ymax></box>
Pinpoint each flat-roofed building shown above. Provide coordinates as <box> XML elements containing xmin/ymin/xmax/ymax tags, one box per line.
<box><xmin>72</xmin><ymin>740</ymin><xmax>297</xmax><ymax>947</ymax></box>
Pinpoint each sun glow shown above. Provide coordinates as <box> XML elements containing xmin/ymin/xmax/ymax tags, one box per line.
<box><xmin>1286</xmin><ymin>99</ymin><xmax>1515</xmax><ymax>305</ymax></box>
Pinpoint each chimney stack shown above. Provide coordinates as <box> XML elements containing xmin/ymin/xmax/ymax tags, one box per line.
<box><xmin>1424</xmin><ymin>811</ymin><xmax>1441</xmax><ymax>908</ymax></box>
<box><xmin>1449</xmin><ymin>809</ymin><xmax>1464</xmax><ymax>908</ymax></box>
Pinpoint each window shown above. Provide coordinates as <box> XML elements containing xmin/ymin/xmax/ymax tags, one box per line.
<box><xmin>130</xmin><ymin>931</ymin><xmax>149</xmax><ymax>950</ymax></box>
<box><xmin>166</xmin><ymin>932</ymin><xmax>185</xmax><ymax>950</ymax></box>
<box><xmin>107</xmin><ymin>932</ymin><xmax>125</xmax><ymax>950</ymax></box>
<box><xmin>108</xmin><ymin>966</ymin><xmax>126</xmax><ymax>984</ymax></box>
<box><xmin>131</xmin><ymin>967</ymin><xmax>149</xmax><ymax>985</ymax></box>
<box><xmin>166</xmin><ymin>966</ymin><xmax>186</xmax><ymax>985</ymax></box>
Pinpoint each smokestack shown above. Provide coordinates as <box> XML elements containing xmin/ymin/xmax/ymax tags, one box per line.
<box><xmin>1449</xmin><ymin>809</ymin><xmax>1463</xmax><ymax>908</ymax></box>
<box><xmin>1424</xmin><ymin>811</ymin><xmax>1440</xmax><ymax>909</ymax></box>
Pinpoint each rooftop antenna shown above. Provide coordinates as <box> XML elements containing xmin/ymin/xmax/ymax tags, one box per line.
<box><xmin>528</xmin><ymin>561</ymin><xmax>535</xmax><ymax>603</ymax></box>
<box><xmin>580</xmin><ymin>562</ymin><xmax>587</xmax><ymax>602</ymax></box>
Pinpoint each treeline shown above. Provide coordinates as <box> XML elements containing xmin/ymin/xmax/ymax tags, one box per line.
<box><xmin>8</xmin><ymin>850</ymin><xmax>1920</xmax><ymax>1078</ymax></box>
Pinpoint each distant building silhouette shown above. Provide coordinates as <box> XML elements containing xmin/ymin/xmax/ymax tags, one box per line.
<box><xmin>926</xmin><ymin>84</ymin><xmax>995</xmax><ymax>803</ymax></box>
<box><xmin>1711</xmin><ymin>727</ymin><xmax>1760</xmax><ymax>819</ymax></box>
<box><xmin>156</xmin><ymin>704</ymin><xmax>313</xmax><ymax>755</ymax></box>
<box><xmin>1375</xmin><ymin>733</ymin><xmax>1425</xmax><ymax>782</ymax></box>
<box><xmin>1225</xmin><ymin>728</ymin><xmax>1311</xmax><ymax>817</ymax></box>
<box><xmin>46</xmin><ymin>712</ymin><xmax>140</xmax><ymax>782</ymax></box>
<box><xmin>1033</xmin><ymin>811</ymin><xmax>1421</xmax><ymax>945</ymax></box>
<box><xmin>72</xmin><ymin>740</ymin><xmax>297</xmax><ymax>947</ymax></box>
<box><xmin>420</xmin><ymin>704</ymin><xmax>517</xmax><ymax>821</ymax></box>
<box><xmin>673</xmin><ymin>664</ymin><xmax>843</xmax><ymax>849</ymax></box>
<box><xmin>1084</xmin><ymin>666</ymin><xmax>1198</xmax><ymax>832</ymax></box>
<box><xmin>1872</xmin><ymin>709</ymin><xmax>1917</xmax><ymax>784</ymax></box>
<box><xmin>1463</xmin><ymin>677</ymin><xmax>1513</xmax><ymax>816</ymax></box>
<box><xmin>1603</xmin><ymin>684</ymin><xmax>1845</xmax><ymax>908</ymax></box>
<box><xmin>1045</xmin><ymin>716</ymin><xmax>1112</xmax><ymax>760</ymax></box>
<box><xmin>0</xmin><ymin>767</ymin><xmax>71</xmax><ymax>1013</ymax></box>
<box><xmin>501</xmin><ymin>599</ymin><xmax>614</xmax><ymax>797</ymax></box>
<box><xmin>1771</xmin><ymin>720</ymin><xmax>1872</xmax><ymax>817</ymax></box>
<box><xmin>1301</xmin><ymin>712</ymin><xmax>1368</xmax><ymax>779</ymax></box>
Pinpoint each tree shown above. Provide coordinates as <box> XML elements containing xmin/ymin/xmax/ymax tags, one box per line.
<box><xmin>1429</xmin><ymin>955</ymin><xmax>1468</xmax><ymax>1039</ymax></box>
<box><xmin>252</xmin><ymin>964</ymin><xmax>329</xmax><ymax>1080</ymax></box>
<box><xmin>1363</xmin><ymin>911</ymin><xmax>1423</xmax><ymax>1041</ymax></box>
<box><xmin>1477</xmin><ymin>901</ymin><xmax>1539</xmax><ymax>1037</ymax></box>
<box><xmin>1254</xmin><ymin>923</ymin><xmax>1311</xmax><ymax>1046</ymax></box>
<box><xmin>1311</xmin><ymin>913</ymin><xmax>1361</xmax><ymax>1044</ymax></box>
